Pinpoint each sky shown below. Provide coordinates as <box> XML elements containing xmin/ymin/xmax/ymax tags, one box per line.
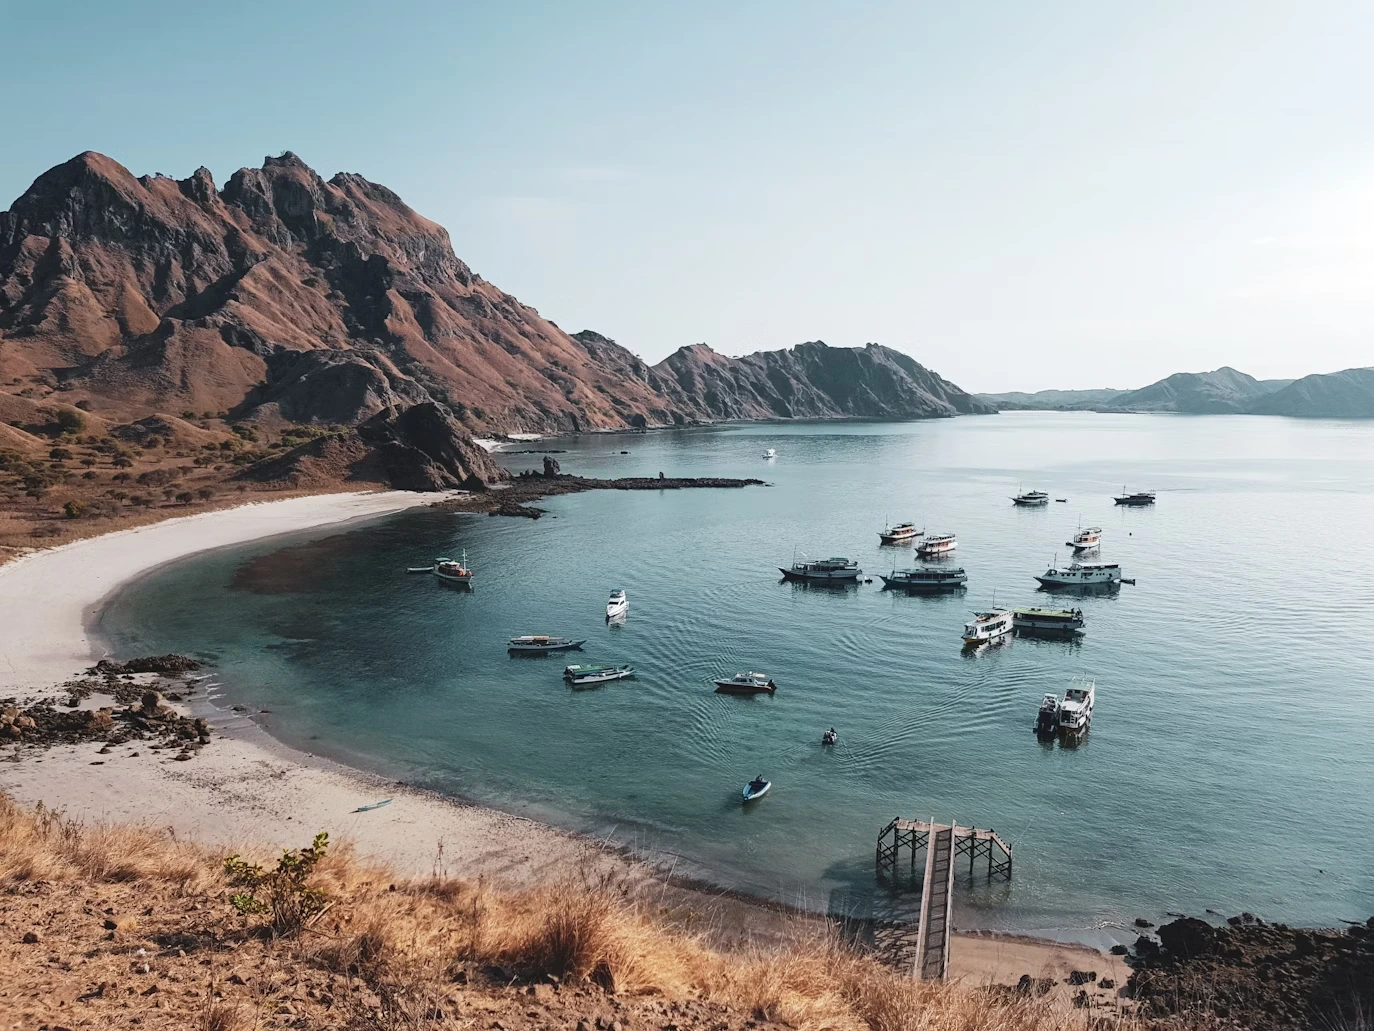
<box><xmin>2</xmin><ymin>0</ymin><xmax>1373</xmax><ymax>392</ymax></box>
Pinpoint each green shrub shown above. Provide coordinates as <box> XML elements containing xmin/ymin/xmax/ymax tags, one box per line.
<box><xmin>224</xmin><ymin>833</ymin><xmax>330</xmax><ymax>936</ymax></box>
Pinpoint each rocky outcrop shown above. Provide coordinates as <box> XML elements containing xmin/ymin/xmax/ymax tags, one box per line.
<box><xmin>648</xmin><ymin>341</ymin><xmax>995</xmax><ymax>421</ymax></box>
<box><xmin>1247</xmin><ymin>367</ymin><xmax>1374</xmax><ymax>417</ymax></box>
<box><xmin>354</xmin><ymin>402</ymin><xmax>501</xmax><ymax>491</ymax></box>
<box><xmin>1105</xmin><ymin>367</ymin><xmax>1277</xmax><ymax>414</ymax></box>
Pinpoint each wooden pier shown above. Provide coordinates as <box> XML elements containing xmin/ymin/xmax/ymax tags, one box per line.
<box><xmin>875</xmin><ymin>819</ymin><xmax>1014</xmax><ymax>980</ymax></box>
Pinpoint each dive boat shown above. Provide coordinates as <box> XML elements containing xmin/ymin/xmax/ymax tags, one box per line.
<box><xmin>1035</xmin><ymin>693</ymin><xmax>1061</xmax><ymax>735</ymax></box>
<box><xmin>567</xmin><ymin>665</ymin><xmax>634</xmax><ymax>688</ymax></box>
<box><xmin>1011</xmin><ymin>489</ymin><xmax>1050</xmax><ymax>506</ymax></box>
<box><xmin>879</xmin><ymin>567</ymin><xmax>968</xmax><ymax>591</ymax></box>
<box><xmin>1067</xmin><ymin>525</ymin><xmax>1103</xmax><ymax>550</ymax></box>
<box><xmin>714</xmin><ymin>672</ymin><xmax>777</xmax><ymax>695</ymax></box>
<box><xmin>1058</xmin><ymin>678</ymin><xmax>1096</xmax><ymax>733</ymax></box>
<box><xmin>433</xmin><ymin>551</ymin><xmax>474</xmax><ymax>584</ymax></box>
<box><xmin>508</xmin><ymin>635</ymin><xmax>586</xmax><ymax>653</ymax></box>
<box><xmin>779</xmin><ymin>556</ymin><xmax>862</xmax><ymax>583</ymax></box>
<box><xmin>763</xmin><ymin>448</ymin><xmax>777</xmax><ymax>458</ymax></box>
<box><xmin>605</xmin><ymin>589</ymin><xmax>628</xmax><ymax>619</ymax></box>
<box><xmin>1035</xmin><ymin>561</ymin><xmax>1123</xmax><ymax>588</ymax></box>
<box><xmin>915</xmin><ymin>533</ymin><xmax>957</xmax><ymax>557</ymax></box>
<box><xmin>1012</xmin><ymin>607</ymin><xmax>1085</xmax><ymax>634</ymax></box>
<box><xmin>962</xmin><ymin>609</ymin><xmax>1013</xmax><ymax>645</ymax></box>
<box><xmin>878</xmin><ymin>521</ymin><xmax>921</xmax><ymax>545</ymax></box>
<box><xmin>1113</xmin><ymin>487</ymin><xmax>1156</xmax><ymax>506</ymax></box>
<box><xmin>742</xmin><ymin>776</ymin><xmax>771</xmax><ymax>803</ymax></box>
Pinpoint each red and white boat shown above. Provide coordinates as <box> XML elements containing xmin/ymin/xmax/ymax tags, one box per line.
<box><xmin>916</xmin><ymin>533</ymin><xmax>957</xmax><ymax>557</ymax></box>
<box><xmin>1066</xmin><ymin>525</ymin><xmax>1102</xmax><ymax>550</ymax></box>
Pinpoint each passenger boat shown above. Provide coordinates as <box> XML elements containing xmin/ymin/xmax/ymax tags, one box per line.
<box><xmin>567</xmin><ymin>665</ymin><xmax>634</xmax><ymax>688</ymax></box>
<box><xmin>915</xmin><ymin>533</ymin><xmax>957</xmax><ymax>557</ymax></box>
<box><xmin>605</xmin><ymin>589</ymin><xmax>628</xmax><ymax>619</ymax></box>
<box><xmin>1011</xmin><ymin>489</ymin><xmax>1050</xmax><ymax>506</ymax></box>
<box><xmin>1113</xmin><ymin>487</ymin><xmax>1156</xmax><ymax>506</ymax></box>
<box><xmin>1066</xmin><ymin>525</ymin><xmax>1103</xmax><ymax>550</ymax></box>
<box><xmin>433</xmin><ymin>550</ymin><xmax>474</xmax><ymax>584</ymax></box>
<box><xmin>779</xmin><ymin>556</ymin><xmax>861</xmax><ymax>583</ymax></box>
<box><xmin>879</xmin><ymin>567</ymin><xmax>968</xmax><ymax>591</ymax></box>
<box><xmin>564</xmin><ymin>663</ymin><xmax>618</xmax><ymax>678</ymax></box>
<box><xmin>1012</xmin><ymin>607</ymin><xmax>1085</xmax><ymax>634</ymax></box>
<box><xmin>878</xmin><ymin>521</ymin><xmax>921</xmax><ymax>545</ymax></box>
<box><xmin>763</xmin><ymin>448</ymin><xmax>777</xmax><ymax>458</ymax></box>
<box><xmin>962</xmin><ymin>609</ymin><xmax>1013</xmax><ymax>645</ymax></box>
<box><xmin>714</xmin><ymin>672</ymin><xmax>777</xmax><ymax>694</ymax></box>
<box><xmin>1058</xmin><ymin>678</ymin><xmax>1096</xmax><ymax>733</ymax></box>
<box><xmin>1034</xmin><ymin>693</ymin><xmax>1061</xmax><ymax>735</ymax></box>
<box><xmin>508</xmin><ymin>635</ymin><xmax>586</xmax><ymax>653</ymax></box>
<box><xmin>1035</xmin><ymin>561</ymin><xmax>1123</xmax><ymax>588</ymax></box>
<box><xmin>742</xmin><ymin>776</ymin><xmax>771</xmax><ymax>803</ymax></box>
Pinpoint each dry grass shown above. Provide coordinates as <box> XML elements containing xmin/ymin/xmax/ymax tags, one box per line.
<box><xmin>0</xmin><ymin>794</ymin><xmax>1134</xmax><ymax>1031</ymax></box>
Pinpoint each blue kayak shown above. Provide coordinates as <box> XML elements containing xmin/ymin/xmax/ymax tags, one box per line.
<box><xmin>742</xmin><ymin>777</ymin><xmax>771</xmax><ymax>803</ymax></box>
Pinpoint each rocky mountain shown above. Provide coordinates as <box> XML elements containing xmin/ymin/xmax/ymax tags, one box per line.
<box><xmin>977</xmin><ymin>387</ymin><xmax>1125</xmax><ymax>411</ymax></box>
<box><xmin>1107</xmin><ymin>367</ymin><xmax>1275</xmax><ymax>414</ymax></box>
<box><xmin>644</xmin><ymin>340</ymin><xmax>995</xmax><ymax>421</ymax></box>
<box><xmin>1247</xmin><ymin>367</ymin><xmax>1374</xmax><ymax>417</ymax></box>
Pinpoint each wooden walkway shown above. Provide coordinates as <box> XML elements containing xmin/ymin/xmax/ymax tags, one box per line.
<box><xmin>875</xmin><ymin>819</ymin><xmax>1014</xmax><ymax>980</ymax></box>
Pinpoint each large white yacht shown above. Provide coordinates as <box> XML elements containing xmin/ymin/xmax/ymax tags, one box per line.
<box><xmin>605</xmin><ymin>589</ymin><xmax>628</xmax><ymax>619</ymax></box>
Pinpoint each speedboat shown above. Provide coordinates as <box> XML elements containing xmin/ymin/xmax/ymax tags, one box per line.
<box><xmin>878</xmin><ymin>522</ymin><xmax>921</xmax><ymax>545</ymax></box>
<box><xmin>1011</xmin><ymin>489</ymin><xmax>1050</xmax><ymax>506</ymax></box>
<box><xmin>880</xmin><ymin>566</ymin><xmax>967</xmax><ymax>591</ymax></box>
<box><xmin>1067</xmin><ymin>526</ymin><xmax>1103</xmax><ymax>550</ymax></box>
<box><xmin>1113</xmin><ymin>487</ymin><xmax>1156</xmax><ymax>506</ymax></box>
<box><xmin>742</xmin><ymin>776</ymin><xmax>771</xmax><ymax>803</ymax></box>
<box><xmin>433</xmin><ymin>550</ymin><xmax>474</xmax><ymax>584</ymax></box>
<box><xmin>821</xmin><ymin>727</ymin><xmax>838</xmax><ymax>746</ymax></box>
<box><xmin>962</xmin><ymin>609</ymin><xmax>1013</xmax><ymax>646</ymax></box>
<box><xmin>605</xmin><ymin>589</ymin><xmax>628</xmax><ymax>620</ymax></box>
<box><xmin>508</xmin><ymin>635</ymin><xmax>586</xmax><ymax>653</ymax></box>
<box><xmin>714</xmin><ymin>672</ymin><xmax>776</xmax><ymax>694</ymax></box>
<box><xmin>1012</xmin><ymin>607</ymin><xmax>1085</xmax><ymax>635</ymax></box>
<box><xmin>763</xmin><ymin>448</ymin><xmax>777</xmax><ymax>459</ymax></box>
<box><xmin>915</xmin><ymin>533</ymin><xmax>957</xmax><ymax>558</ymax></box>
<box><xmin>1036</xmin><ymin>561</ymin><xmax>1123</xmax><ymax>588</ymax></box>
<box><xmin>1058</xmin><ymin>678</ymin><xmax>1096</xmax><ymax>733</ymax></box>
<box><xmin>567</xmin><ymin>665</ymin><xmax>634</xmax><ymax>688</ymax></box>
<box><xmin>779</xmin><ymin>556</ymin><xmax>861</xmax><ymax>583</ymax></box>
<box><xmin>1035</xmin><ymin>693</ymin><xmax>1061</xmax><ymax>735</ymax></box>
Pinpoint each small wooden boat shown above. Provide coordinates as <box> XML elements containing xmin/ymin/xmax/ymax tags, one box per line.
<box><xmin>508</xmin><ymin>635</ymin><xmax>586</xmax><ymax>653</ymax></box>
<box><xmin>353</xmin><ymin>799</ymin><xmax>392</xmax><ymax>813</ymax></box>
<box><xmin>567</xmin><ymin>665</ymin><xmax>634</xmax><ymax>688</ymax></box>
<box><xmin>742</xmin><ymin>776</ymin><xmax>771</xmax><ymax>803</ymax></box>
<box><xmin>714</xmin><ymin>672</ymin><xmax>776</xmax><ymax>694</ymax></box>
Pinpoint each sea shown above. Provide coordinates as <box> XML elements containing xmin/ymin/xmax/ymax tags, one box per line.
<box><xmin>97</xmin><ymin>412</ymin><xmax>1374</xmax><ymax>944</ymax></box>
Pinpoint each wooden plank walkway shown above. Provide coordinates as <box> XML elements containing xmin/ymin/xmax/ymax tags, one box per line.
<box><xmin>913</xmin><ymin>824</ymin><xmax>955</xmax><ymax>980</ymax></box>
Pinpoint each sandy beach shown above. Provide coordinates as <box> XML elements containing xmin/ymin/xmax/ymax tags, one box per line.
<box><xmin>0</xmin><ymin>491</ymin><xmax>1124</xmax><ymax>994</ymax></box>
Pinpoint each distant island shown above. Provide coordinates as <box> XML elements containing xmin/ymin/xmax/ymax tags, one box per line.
<box><xmin>979</xmin><ymin>366</ymin><xmax>1374</xmax><ymax>417</ymax></box>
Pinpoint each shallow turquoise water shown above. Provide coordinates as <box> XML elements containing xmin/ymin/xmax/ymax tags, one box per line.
<box><xmin>99</xmin><ymin>413</ymin><xmax>1374</xmax><ymax>940</ymax></box>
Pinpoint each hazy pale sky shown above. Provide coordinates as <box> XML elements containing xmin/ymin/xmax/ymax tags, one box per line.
<box><xmin>3</xmin><ymin>0</ymin><xmax>1372</xmax><ymax>391</ymax></box>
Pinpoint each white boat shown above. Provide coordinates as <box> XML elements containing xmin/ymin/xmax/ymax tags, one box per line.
<box><xmin>1058</xmin><ymin>678</ymin><xmax>1096</xmax><ymax>733</ymax></box>
<box><xmin>878</xmin><ymin>521</ymin><xmax>921</xmax><ymax>545</ymax></box>
<box><xmin>567</xmin><ymin>665</ymin><xmax>634</xmax><ymax>688</ymax></box>
<box><xmin>508</xmin><ymin>635</ymin><xmax>586</xmax><ymax>653</ymax></box>
<box><xmin>1035</xmin><ymin>692</ymin><xmax>1061</xmax><ymax>735</ymax></box>
<box><xmin>564</xmin><ymin>662</ymin><xmax>618</xmax><ymax>678</ymax></box>
<box><xmin>714</xmin><ymin>672</ymin><xmax>776</xmax><ymax>694</ymax></box>
<box><xmin>605</xmin><ymin>589</ymin><xmax>628</xmax><ymax>619</ymax></box>
<box><xmin>962</xmin><ymin>609</ymin><xmax>1013</xmax><ymax>645</ymax></box>
<box><xmin>742</xmin><ymin>776</ymin><xmax>771</xmax><ymax>803</ymax></box>
<box><xmin>1012</xmin><ymin>607</ymin><xmax>1085</xmax><ymax>634</ymax></box>
<box><xmin>879</xmin><ymin>567</ymin><xmax>967</xmax><ymax>591</ymax></box>
<box><xmin>432</xmin><ymin>550</ymin><xmax>474</xmax><ymax>584</ymax></box>
<box><xmin>763</xmin><ymin>448</ymin><xmax>777</xmax><ymax>459</ymax></box>
<box><xmin>1036</xmin><ymin>561</ymin><xmax>1123</xmax><ymax>588</ymax></box>
<box><xmin>1067</xmin><ymin>526</ymin><xmax>1103</xmax><ymax>550</ymax></box>
<box><xmin>779</xmin><ymin>556</ymin><xmax>861</xmax><ymax>583</ymax></box>
<box><xmin>1011</xmin><ymin>489</ymin><xmax>1050</xmax><ymax>506</ymax></box>
<box><xmin>915</xmin><ymin>533</ymin><xmax>957</xmax><ymax>557</ymax></box>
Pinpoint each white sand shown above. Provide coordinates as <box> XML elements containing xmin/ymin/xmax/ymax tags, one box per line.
<box><xmin>0</xmin><ymin>491</ymin><xmax>1121</xmax><ymax>983</ymax></box>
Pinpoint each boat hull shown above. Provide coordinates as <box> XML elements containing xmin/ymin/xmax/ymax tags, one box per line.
<box><xmin>569</xmin><ymin>669</ymin><xmax>634</xmax><ymax>688</ymax></box>
<box><xmin>714</xmin><ymin>681</ymin><xmax>776</xmax><ymax>694</ymax></box>
<box><xmin>508</xmin><ymin>639</ymin><xmax>587</xmax><ymax>653</ymax></box>
<box><xmin>880</xmin><ymin>574</ymin><xmax>967</xmax><ymax>591</ymax></box>
<box><xmin>742</xmin><ymin>782</ymin><xmax>771</xmax><ymax>803</ymax></box>
<box><xmin>778</xmin><ymin>567</ymin><xmax>860</xmax><ymax>582</ymax></box>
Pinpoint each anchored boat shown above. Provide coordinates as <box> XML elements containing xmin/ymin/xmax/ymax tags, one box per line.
<box><xmin>1012</xmin><ymin>607</ymin><xmax>1085</xmax><ymax>635</ymax></box>
<box><xmin>1067</xmin><ymin>525</ymin><xmax>1103</xmax><ymax>550</ymax></box>
<box><xmin>1036</xmin><ymin>561</ymin><xmax>1124</xmax><ymax>589</ymax></box>
<box><xmin>878</xmin><ymin>521</ymin><xmax>921</xmax><ymax>545</ymax></box>
<box><xmin>962</xmin><ymin>609</ymin><xmax>1013</xmax><ymax>646</ymax></box>
<box><xmin>508</xmin><ymin>635</ymin><xmax>586</xmax><ymax>653</ymax></box>
<box><xmin>880</xmin><ymin>566</ymin><xmax>968</xmax><ymax>591</ymax></box>
<box><xmin>1035</xmin><ymin>693</ymin><xmax>1061</xmax><ymax>735</ymax></box>
<box><xmin>763</xmin><ymin>448</ymin><xmax>777</xmax><ymax>458</ymax></box>
<box><xmin>1113</xmin><ymin>487</ymin><xmax>1156</xmax><ymax>506</ymax></box>
<box><xmin>1058</xmin><ymin>678</ymin><xmax>1096</xmax><ymax>733</ymax></box>
<box><xmin>915</xmin><ymin>533</ymin><xmax>957</xmax><ymax>558</ymax></box>
<box><xmin>567</xmin><ymin>665</ymin><xmax>634</xmax><ymax>688</ymax></box>
<box><xmin>714</xmin><ymin>672</ymin><xmax>777</xmax><ymax>694</ymax></box>
<box><xmin>779</xmin><ymin>556</ymin><xmax>862</xmax><ymax>583</ymax></box>
<box><xmin>1011</xmin><ymin>489</ymin><xmax>1050</xmax><ymax>506</ymax></box>
<box><xmin>605</xmin><ymin>589</ymin><xmax>628</xmax><ymax>620</ymax></box>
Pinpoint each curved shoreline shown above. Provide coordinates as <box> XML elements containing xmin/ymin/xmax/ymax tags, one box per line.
<box><xmin>0</xmin><ymin>491</ymin><xmax>1125</xmax><ymax>984</ymax></box>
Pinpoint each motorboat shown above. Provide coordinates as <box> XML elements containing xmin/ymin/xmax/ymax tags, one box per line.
<box><xmin>763</xmin><ymin>448</ymin><xmax>777</xmax><ymax>459</ymax></box>
<box><xmin>879</xmin><ymin>567</ymin><xmax>968</xmax><ymax>591</ymax></box>
<box><xmin>1036</xmin><ymin>561</ymin><xmax>1123</xmax><ymax>588</ymax></box>
<box><xmin>1058</xmin><ymin>678</ymin><xmax>1096</xmax><ymax>733</ymax></box>
<box><xmin>821</xmin><ymin>727</ymin><xmax>838</xmax><ymax>746</ymax></box>
<box><xmin>508</xmin><ymin>635</ymin><xmax>586</xmax><ymax>653</ymax></box>
<box><xmin>1011</xmin><ymin>489</ymin><xmax>1050</xmax><ymax>506</ymax></box>
<box><xmin>564</xmin><ymin>662</ymin><xmax>618</xmax><ymax>678</ymax></box>
<box><xmin>605</xmin><ymin>589</ymin><xmax>628</xmax><ymax>620</ymax></box>
<box><xmin>878</xmin><ymin>521</ymin><xmax>921</xmax><ymax>545</ymax></box>
<box><xmin>1067</xmin><ymin>526</ymin><xmax>1103</xmax><ymax>550</ymax></box>
<box><xmin>431</xmin><ymin>550</ymin><xmax>474</xmax><ymax>584</ymax></box>
<box><xmin>742</xmin><ymin>776</ymin><xmax>772</xmax><ymax>803</ymax></box>
<box><xmin>567</xmin><ymin>665</ymin><xmax>634</xmax><ymax>688</ymax></box>
<box><xmin>915</xmin><ymin>533</ymin><xmax>957</xmax><ymax>557</ymax></box>
<box><xmin>779</xmin><ymin>556</ymin><xmax>862</xmax><ymax>583</ymax></box>
<box><xmin>962</xmin><ymin>609</ymin><xmax>1013</xmax><ymax>645</ymax></box>
<box><xmin>714</xmin><ymin>672</ymin><xmax>777</xmax><ymax>694</ymax></box>
<box><xmin>1035</xmin><ymin>693</ymin><xmax>1061</xmax><ymax>735</ymax></box>
<box><xmin>1113</xmin><ymin>487</ymin><xmax>1156</xmax><ymax>506</ymax></box>
<box><xmin>1013</xmin><ymin>607</ymin><xmax>1085</xmax><ymax>635</ymax></box>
